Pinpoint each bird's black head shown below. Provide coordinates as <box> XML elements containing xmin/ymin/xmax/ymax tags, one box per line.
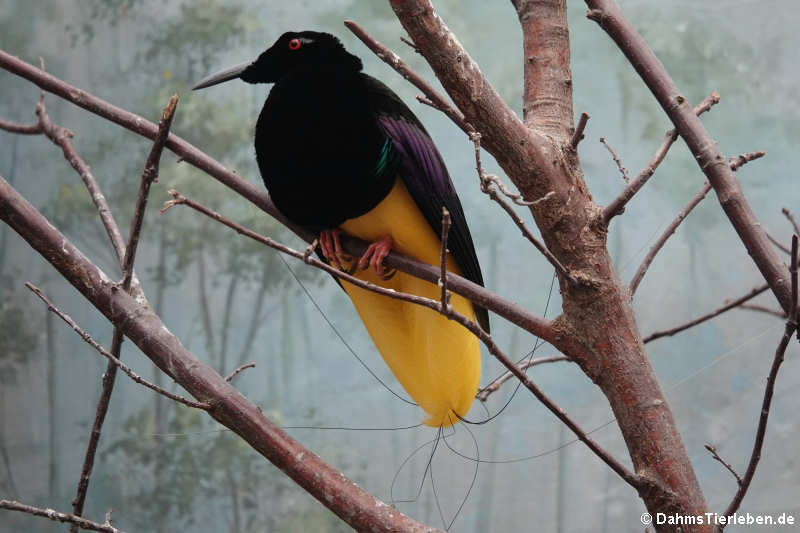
<box><xmin>193</xmin><ymin>31</ymin><xmax>362</xmax><ymax>90</ymax></box>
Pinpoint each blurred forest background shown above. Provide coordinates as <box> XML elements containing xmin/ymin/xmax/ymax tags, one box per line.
<box><xmin>1</xmin><ymin>1</ymin><xmax>798</xmax><ymax>531</ymax></box>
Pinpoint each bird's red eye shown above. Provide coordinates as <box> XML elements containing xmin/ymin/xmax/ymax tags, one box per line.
<box><xmin>288</xmin><ymin>38</ymin><xmax>301</xmax><ymax>51</ymax></box>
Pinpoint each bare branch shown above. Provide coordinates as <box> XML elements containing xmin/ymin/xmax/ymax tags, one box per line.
<box><xmin>0</xmin><ymin>176</ymin><xmax>442</xmax><ymax>533</ymax></box>
<box><xmin>704</xmin><ymin>444</ymin><xmax>743</xmax><ymax>486</ymax></box>
<box><xmin>25</xmin><ymin>283</ymin><xmax>210</xmax><ymax>410</ymax></box>
<box><xmin>630</xmin><ymin>182</ymin><xmax>712</xmax><ymax>295</ymax></box>
<box><xmin>121</xmin><ymin>94</ymin><xmax>178</xmax><ymax>291</ymax></box>
<box><xmin>0</xmin><ymin>117</ymin><xmax>43</xmax><ymax>134</ymax></box>
<box><xmin>569</xmin><ymin>112</ymin><xmax>590</xmax><ymax>149</ymax></box>
<box><xmin>630</xmin><ymin>152</ymin><xmax>763</xmax><ymax>295</ymax></box>
<box><xmin>729</xmin><ymin>151</ymin><xmax>765</xmax><ymax>171</ymax></box>
<box><xmin>0</xmin><ymin>500</ymin><xmax>124</xmax><ymax>533</ymax></box>
<box><xmin>766</xmin><ymin>232</ymin><xmax>791</xmax><ymax>255</ymax></box>
<box><xmin>439</xmin><ymin>207</ymin><xmax>452</xmax><ymax>313</ymax></box>
<box><xmin>476</xmin><ymin>355</ymin><xmax>571</xmax><ymax>402</ymax></box>
<box><xmin>587</xmin><ymin>0</ymin><xmax>793</xmax><ymax>316</ymax></box>
<box><xmin>721</xmin><ymin>236</ymin><xmax>798</xmax><ymax>523</ymax></box>
<box><xmin>737</xmin><ymin>303</ymin><xmax>787</xmax><ymax>319</ymax></box>
<box><xmin>225</xmin><ymin>362</ymin><xmax>256</xmax><ymax>383</ymax></box>
<box><xmin>599</xmin><ymin>137</ymin><xmax>630</xmax><ymax>183</ymax></box>
<box><xmin>783</xmin><ymin>207</ymin><xmax>800</xmax><ymax>237</ymax></box>
<box><xmin>643</xmin><ymin>284</ymin><xmax>769</xmax><ymax>343</ymax></box>
<box><xmin>344</xmin><ymin>20</ymin><xmax>475</xmax><ymax>135</ymax></box>
<box><xmin>603</xmin><ymin>92</ymin><xmax>720</xmax><ymax>223</ymax></box>
<box><xmin>470</xmin><ymin>133</ymin><xmax>576</xmax><ymax>285</ymax></box>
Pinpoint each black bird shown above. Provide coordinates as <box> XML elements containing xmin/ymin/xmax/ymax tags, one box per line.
<box><xmin>194</xmin><ymin>31</ymin><xmax>488</xmax><ymax>427</ymax></box>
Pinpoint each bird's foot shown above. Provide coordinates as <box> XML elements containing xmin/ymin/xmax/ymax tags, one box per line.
<box><xmin>358</xmin><ymin>235</ymin><xmax>396</xmax><ymax>280</ymax></box>
<box><xmin>319</xmin><ymin>229</ymin><xmax>354</xmax><ymax>272</ymax></box>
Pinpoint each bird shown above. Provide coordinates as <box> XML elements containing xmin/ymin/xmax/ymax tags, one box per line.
<box><xmin>194</xmin><ymin>31</ymin><xmax>489</xmax><ymax>427</ymax></box>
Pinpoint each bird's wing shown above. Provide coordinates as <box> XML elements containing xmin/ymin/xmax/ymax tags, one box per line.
<box><xmin>363</xmin><ymin>74</ymin><xmax>489</xmax><ymax>332</ymax></box>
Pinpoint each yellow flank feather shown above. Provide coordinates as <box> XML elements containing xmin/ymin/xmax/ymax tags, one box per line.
<box><xmin>339</xmin><ymin>178</ymin><xmax>480</xmax><ymax>427</ymax></box>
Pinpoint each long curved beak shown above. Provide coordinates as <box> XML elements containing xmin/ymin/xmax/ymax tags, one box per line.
<box><xmin>192</xmin><ymin>61</ymin><xmax>251</xmax><ymax>90</ymax></box>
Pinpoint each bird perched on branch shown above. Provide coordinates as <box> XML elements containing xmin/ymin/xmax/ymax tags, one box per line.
<box><xmin>194</xmin><ymin>31</ymin><xmax>488</xmax><ymax>427</ymax></box>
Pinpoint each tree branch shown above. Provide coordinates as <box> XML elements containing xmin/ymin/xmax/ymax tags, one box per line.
<box><xmin>599</xmin><ymin>137</ymin><xmax>630</xmax><ymax>183</ymax></box>
<box><xmin>643</xmin><ymin>284</ymin><xmax>768</xmax><ymax>343</ymax></box>
<box><xmin>25</xmin><ymin>283</ymin><xmax>210</xmax><ymax>410</ymax></box>
<box><xmin>704</xmin><ymin>444</ymin><xmax>742</xmax><ymax>486</ymax></box>
<box><xmin>344</xmin><ymin>20</ymin><xmax>475</xmax><ymax>136</ymax></box>
<box><xmin>68</xmin><ymin>96</ymin><xmax>177</xmax><ymax>529</ymax></box>
<box><xmin>721</xmin><ymin>235</ymin><xmax>798</xmax><ymax>524</ymax></box>
<box><xmin>476</xmin><ymin>355</ymin><xmax>570</xmax><ymax>402</ymax></box>
<box><xmin>225</xmin><ymin>362</ymin><xmax>256</xmax><ymax>383</ymax></box>
<box><xmin>0</xmin><ymin>175</ymin><xmax>443</xmax><ymax>533</ymax></box>
<box><xmin>470</xmin><ymin>133</ymin><xmax>575</xmax><ymax>284</ymax></box>
<box><xmin>569</xmin><ymin>112</ymin><xmax>590</xmax><ymax>149</ymax></box>
<box><xmin>0</xmin><ymin>500</ymin><xmax>124</xmax><ymax>533</ymax></box>
<box><xmin>586</xmin><ymin>0</ymin><xmax>793</xmax><ymax>316</ymax></box>
<box><xmin>603</xmin><ymin>92</ymin><xmax>720</xmax><ymax>223</ymax></box>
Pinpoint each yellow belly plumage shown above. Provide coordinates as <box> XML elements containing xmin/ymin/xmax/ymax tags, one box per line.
<box><xmin>339</xmin><ymin>178</ymin><xmax>480</xmax><ymax>427</ymax></box>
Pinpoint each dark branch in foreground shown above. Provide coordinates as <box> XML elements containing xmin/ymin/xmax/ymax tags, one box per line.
<box><xmin>25</xmin><ymin>283</ymin><xmax>210</xmax><ymax>410</ymax></box>
<box><xmin>721</xmin><ymin>235</ymin><xmax>798</xmax><ymax>524</ymax></box>
<box><xmin>0</xmin><ymin>500</ymin><xmax>123</xmax><ymax>533</ymax></box>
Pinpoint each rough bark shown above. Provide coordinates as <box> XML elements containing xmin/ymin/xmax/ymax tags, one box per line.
<box><xmin>389</xmin><ymin>0</ymin><xmax>709</xmax><ymax>528</ymax></box>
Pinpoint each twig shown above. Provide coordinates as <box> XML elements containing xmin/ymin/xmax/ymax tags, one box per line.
<box><xmin>121</xmin><ymin>94</ymin><xmax>178</xmax><ymax>290</ymax></box>
<box><xmin>630</xmin><ymin>151</ymin><xmax>763</xmax><ymax>295</ymax></box>
<box><xmin>783</xmin><ymin>207</ymin><xmax>800</xmax><ymax>237</ymax></box>
<box><xmin>721</xmin><ymin>235</ymin><xmax>798</xmax><ymax>523</ymax></box>
<box><xmin>729</xmin><ymin>151</ymin><xmax>766</xmax><ymax>171</ymax></box>
<box><xmin>0</xmin><ymin>118</ymin><xmax>43</xmax><ymax>134</ymax></box>
<box><xmin>599</xmin><ymin>137</ymin><xmax>630</xmax><ymax>183</ymax></box>
<box><xmin>643</xmin><ymin>284</ymin><xmax>769</xmax><ymax>343</ymax></box>
<box><xmin>737</xmin><ymin>303</ymin><xmax>787</xmax><ymax>319</ymax></box>
<box><xmin>766</xmin><ymin>232</ymin><xmax>791</xmax><ymax>255</ymax></box>
<box><xmin>161</xmin><ymin>188</ymin><xmax>643</xmax><ymax>491</ymax></box>
<box><xmin>225</xmin><ymin>362</ymin><xmax>256</xmax><ymax>383</ymax></box>
<box><xmin>569</xmin><ymin>112</ymin><xmax>590</xmax><ymax>149</ymax></box>
<box><xmin>25</xmin><ymin>283</ymin><xmax>210</xmax><ymax>410</ymax></box>
<box><xmin>69</xmin><ymin>96</ymin><xmax>178</xmax><ymax>530</ymax></box>
<box><xmin>439</xmin><ymin>207</ymin><xmax>452</xmax><ymax>313</ymax></box>
<box><xmin>704</xmin><ymin>444</ymin><xmax>742</xmax><ymax>486</ymax></box>
<box><xmin>476</xmin><ymin>355</ymin><xmax>570</xmax><ymax>401</ymax></box>
<box><xmin>0</xmin><ymin>500</ymin><xmax>124</xmax><ymax>533</ymax></box>
<box><xmin>344</xmin><ymin>19</ymin><xmax>475</xmax><ymax>136</ymax></box>
<box><xmin>470</xmin><ymin>133</ymin><xmax>576</xmax><ymax>285</ymax></box>
<box><xmin>630</xmin><ymin>182</ymin><xmax>712</xmax><ymax>295</ymax></box>
<box><xmin>399</xmin><ymin>35</ymin><xmax>419</xmax><ymax>53</ymax></box>
<box><xmin>603</xmin><ymin>92</ymin><xmax>720</xmax><ymax>223</ymax></box>
<box><xmin>587</xmin><ymin>0</ymin><xmax>793</xmax><ymax>316</ymax></box>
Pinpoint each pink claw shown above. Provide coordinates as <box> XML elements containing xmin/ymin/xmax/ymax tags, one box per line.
<box><xmin>358</xmin><ymin>235</ymin><xmax>394</xmax><ymax>277</ymax></box>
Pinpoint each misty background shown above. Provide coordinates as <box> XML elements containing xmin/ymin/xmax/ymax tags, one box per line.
<box><xmin>1</xmin><ymin>1</ymin><xmax>798</xmax><ymax>531</ymax></box>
